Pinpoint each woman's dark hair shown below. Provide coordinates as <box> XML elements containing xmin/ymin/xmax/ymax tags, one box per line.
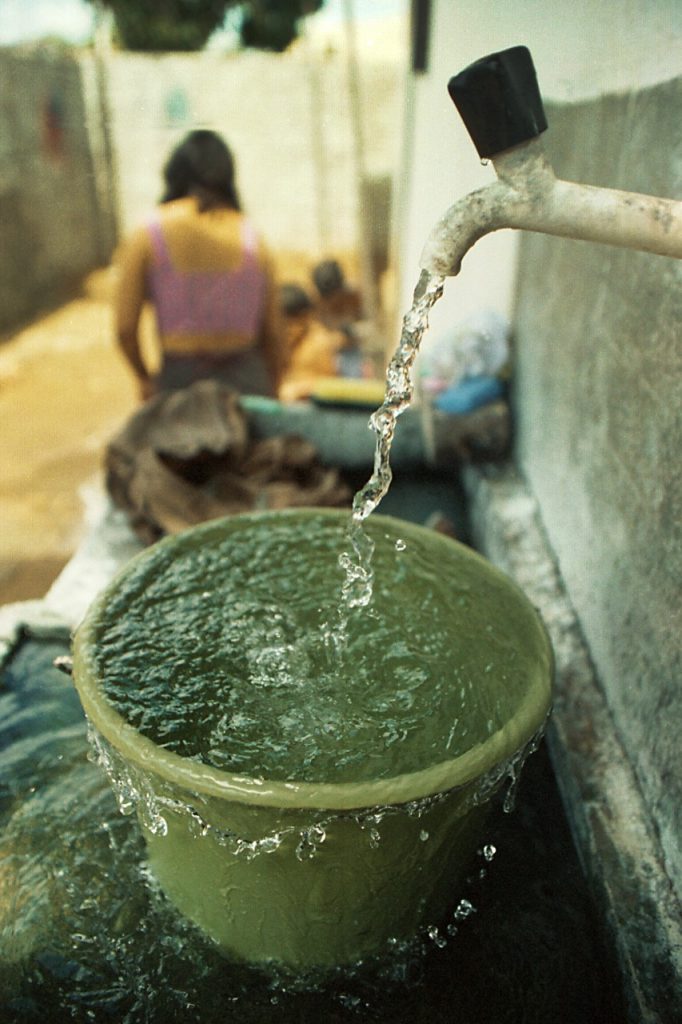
<box><xmin>161</xmin><ymin>130</ymin><xmax>241</xmax><ymax>211</ymax></box>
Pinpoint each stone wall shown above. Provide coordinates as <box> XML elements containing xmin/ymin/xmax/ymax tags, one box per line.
<box><xmin>512</xmin><ymin>77</ymin><xmax>682</xmax><ymax>896</ymax></box>
<box><xmin>0</xmin><ymin>49</ymin><xmax>114</xmax><ymax>331</ymax></box>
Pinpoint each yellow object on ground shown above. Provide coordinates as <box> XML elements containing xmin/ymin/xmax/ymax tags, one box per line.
<box><xmin>310</xmin><ymin>377</ymin><xmax>387</xmax><ymax>408</ymax></box>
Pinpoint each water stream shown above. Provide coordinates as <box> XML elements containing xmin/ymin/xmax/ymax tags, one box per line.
<box><xmin>340</xmin><ymin>270</ymin><xmax>445</xmax><ymax>610</ymax></box>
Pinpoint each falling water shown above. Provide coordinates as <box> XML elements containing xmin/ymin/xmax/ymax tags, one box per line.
<box><xmin>339</xmin><ymin>269</ymin><xmax>445</xmax><ymax>610</ymax></box>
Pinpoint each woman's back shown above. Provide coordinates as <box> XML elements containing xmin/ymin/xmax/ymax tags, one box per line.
<box><xmin>147</xmin><ymin>199</ymin><xmax>267</xmax><ymax>344</ymax></box>
<box><xmin>115</xmin><ymin>131</ymin><xmax>283</xmax><ymax>399</ymax></box>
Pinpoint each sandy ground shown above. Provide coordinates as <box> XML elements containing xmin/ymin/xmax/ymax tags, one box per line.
<box><xmin>0</xmin><ymin>271</ymin><xmax>138</xmax><ymax>604</ymax></box>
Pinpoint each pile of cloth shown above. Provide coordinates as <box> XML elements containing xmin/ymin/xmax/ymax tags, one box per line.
<box><xmin>106</xmin><ymin>380</ymin><xmax>351</xmax><ymax>545</ymax></box>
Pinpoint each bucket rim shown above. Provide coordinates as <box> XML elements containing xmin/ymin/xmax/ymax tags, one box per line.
<box><xmin>71</xmin><ymin>508</ymin><xmax>553</xmax><ymax>812</ymax></box>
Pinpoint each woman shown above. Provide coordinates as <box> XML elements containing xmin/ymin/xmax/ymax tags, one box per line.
<box><xmin>115</xmin><ymin>130</ymin><xmax>282</xmax><ymax>399</ymax></box>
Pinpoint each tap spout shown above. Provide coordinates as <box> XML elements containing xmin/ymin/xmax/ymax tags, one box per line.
<box><xmin>420</xmin><ymin>136</ymin><xmax>682</xmax><ymax>277</ymax></box>
<box><xmin>420</xmin><ymin>47</ymin><xmax>682</xmax><ymax>277</ymax></box>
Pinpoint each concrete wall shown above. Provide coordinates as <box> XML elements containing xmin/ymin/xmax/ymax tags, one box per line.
<box><xmin>99</xmin><ymin>48</ymin><xmax>404</xmax><ymax>259</ymax></box>
<box><xmin>398</xmin><ymin>0</ymin><xmax>682</xmax><ymax>905</ymax></box>
<box><xmin>0</xmin><ymin>49</ymin><xmax>113</xmax><ymax>331</ymax></box>
<box><xmin>512</xmin><ymin>81</ymin><xmax>682</xmax><ymax>894</ymax></box>
<box><xmin>397</xmin><ymin>0</ymin><xmax>682</xmax><ymax>336</ymax></box>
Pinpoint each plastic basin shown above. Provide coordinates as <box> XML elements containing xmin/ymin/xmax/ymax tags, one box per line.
<box><xmin>71</xmin><ymin>509</ymin><xmax>553</xmax><ymax>970</ymax></box>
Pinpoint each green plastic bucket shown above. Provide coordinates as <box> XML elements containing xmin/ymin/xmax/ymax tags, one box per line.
<box><xmin>71</xmin><ymin>509</ymin><xmax>553</xmax><ymax>970</ymax></box>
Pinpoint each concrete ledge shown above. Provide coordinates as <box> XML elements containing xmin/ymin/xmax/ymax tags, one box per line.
<box><xmin>463</xmin><ymin>463</ymin><xmax>682</xmax><ymax>1024</ymax></box>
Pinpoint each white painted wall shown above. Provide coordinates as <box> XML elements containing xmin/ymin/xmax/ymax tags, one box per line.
<box><xmin>97</xmin><ymin>48</ymin><xmax>403</xmax><ymax>260</ymax></box>
<box><xmin>397</xmin><ymin>0</ymin><xmax>682</xmax><ymax>339</ymax></box>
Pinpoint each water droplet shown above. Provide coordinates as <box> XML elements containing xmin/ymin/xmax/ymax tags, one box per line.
<box><xmin>481</xmin><ymin>157</ymin><xmax>490</xmax><ymax>166</ymax></box>
<box><xmin>454</xmin><ymin>898</ymin><xmax>476</xmax><ymax>921</ymax></box>
<box><xmin>395</xmin><ymin>538</ymin><xmax>407</xmax><ymax>552</ymax></box>
<box><xmin>427</xmin><ymin>924</ymin><xmax>447</xmax><ymax>948</ymax></box>
<box><xmin>482</xmin><ymin>843</ymin><xmax>496</xmax><ymax>861</ymax></box>
<box><xmin>504</xmin><ymin>762</ymin><xmax>521</xmax><ymax>812</ymax></box>
<box><xmin>419</xmin><ymin>830</ymin><xmax>429</xmax><ymax>842</ymax></box>
<box><xmin>116</xmin><ymin>794</ymin><xmax>135</xmax><ymax>816</ymax></box>
<box><xmin>340</xmin><ymin>993</ymin><xmax>362</xmax><ymax>1009</ymax></box>
<box><xmin>259</xmin><ymin>834</ymin><xmax>282</xmax><ymax>855</ymax></box>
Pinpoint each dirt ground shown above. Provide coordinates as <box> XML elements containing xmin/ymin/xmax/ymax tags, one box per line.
<box><xmin>0</xmin><ymin>271</ymin><xmax>138</xmax><ymax>604</ymax></box>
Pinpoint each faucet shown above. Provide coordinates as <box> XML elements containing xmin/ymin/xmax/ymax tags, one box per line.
<box><xmin>420</xmin><ymin>46</ymin><xmax>682</xmax><ymax>278</ymax></box>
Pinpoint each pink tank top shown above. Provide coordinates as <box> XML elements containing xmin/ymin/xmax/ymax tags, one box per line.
<box><xmin>146</xmin><ymin>215</ymin><xmax>267</xmax><ymax>339</ymax></box>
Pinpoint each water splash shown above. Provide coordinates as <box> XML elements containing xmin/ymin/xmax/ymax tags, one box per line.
<box><xmin>339</xmin><ymin>269</ymin><xmax>445</xmax><ymax>610</ymax></box>
<box><xmin>453</xmin><ymin>898</ymin><xmax>476</xmax><ymax>921</ymax></box>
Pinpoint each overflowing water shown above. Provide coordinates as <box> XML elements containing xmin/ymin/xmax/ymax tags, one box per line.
<box><xmin>90</xmin><ymin>512</ymin><xmax>547</xmax><ymax>786</ymax></box>
<box><xmin>87</xmin><ymin>713</ymin><xmax>543</xmax><ymax>863</ymax></box>
<box><xmin>0</xmin><ymin>638</ymin><xmax>618</xmax><ymax>1024</ymax></box>
<box><xmin>340</xmin><ymin>270</ymin><xmax>445</xmax><ymax>610</ymax></box>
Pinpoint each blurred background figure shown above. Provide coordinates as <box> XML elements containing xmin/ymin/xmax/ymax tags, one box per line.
<box><xmin>312</xmin><ymin>257</ymin><xmax>383</xmax><ymax>378</ymax></box>
<box><xmin>311</xmin><ymin>258</ymin><xmax>363</xmax><ymax>330</ymax></box>
<box><xmin>115</xmin><ymin>130</ymin><xmax>283</xmax><ymax>400</ymax></box>
<box><xmin>278</xmin><ymin>283</ymin><xmax>374</xmax><ymax>402</ymax></box>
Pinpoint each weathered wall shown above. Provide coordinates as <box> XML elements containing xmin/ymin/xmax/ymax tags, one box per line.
<box><xmin>0</xmin><ymin>44</ymin><xmax>401</xmax><ymax>333</ymax></box>
<box><xmin>0</xmin><ymin>49</ymin><xmax>112</xmax><ymax>330</ymax></box>
<box><xmin>99</xmin><ymin>49</ymin><xmax>403</xmax><ymax>258</ymax></box>
<box><xmin>512</xmin><ymin>78</ymin><xmax>682</xmax><ymax>894</ymax></box>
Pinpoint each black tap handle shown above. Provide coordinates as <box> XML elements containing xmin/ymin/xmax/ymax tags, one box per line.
<box><xmin>447</xmin><ymin>45</ymin><xmax>547</xmax><ymax>159</ymax></box>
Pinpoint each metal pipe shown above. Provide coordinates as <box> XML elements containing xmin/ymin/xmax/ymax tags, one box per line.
<box><xmin>420</xmin><ymin>48</ymin><xmax>682</xmax><ymax>277</ymax></box>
